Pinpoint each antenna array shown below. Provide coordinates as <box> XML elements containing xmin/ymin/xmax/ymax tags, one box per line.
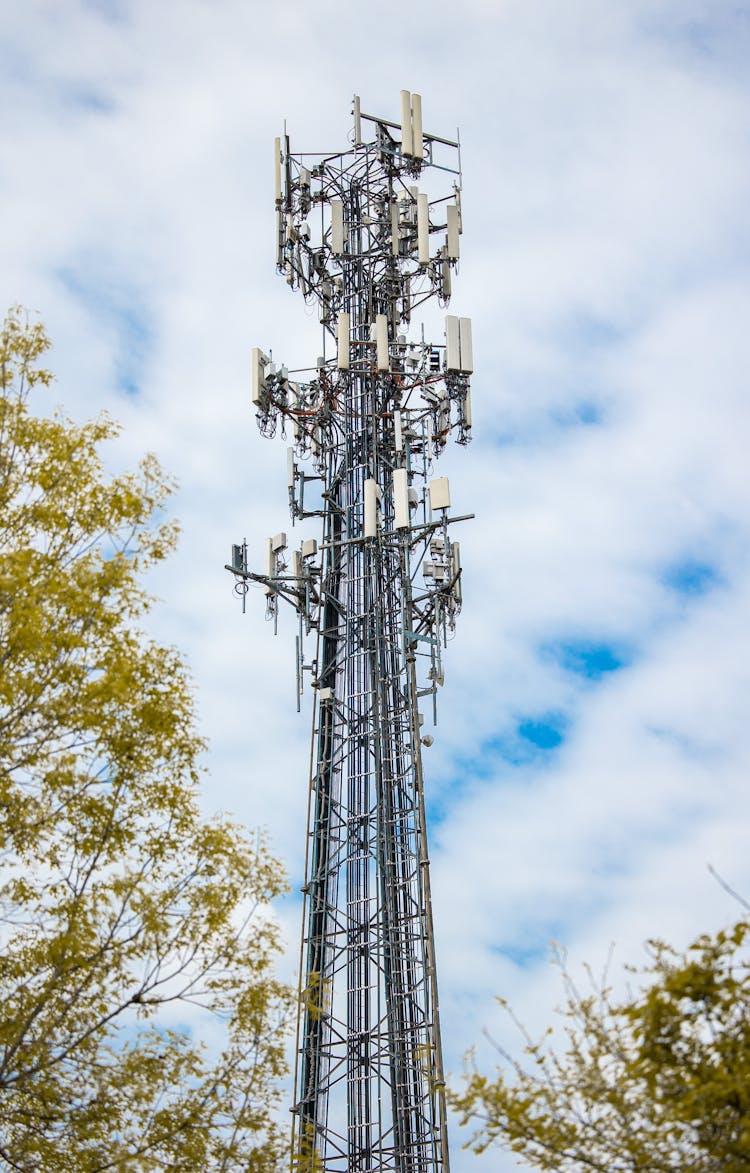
<box><xmin>229</xmin><ymin>91</ymin><xmax>473</xmax><ymax>1173</ymax></box>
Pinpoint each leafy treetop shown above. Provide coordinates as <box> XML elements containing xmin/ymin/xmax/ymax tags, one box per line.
<box><xmin>451</xmin><ymin>918</ymin><xmax>750</xmax><ymax>1173</ymax></box>
<box><xmin>0</xmin><ymin>309</ymin><xmax>291</xmax><ymax>1172</ymax></box>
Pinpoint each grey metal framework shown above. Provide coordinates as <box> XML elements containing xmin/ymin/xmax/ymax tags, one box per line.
<box><xmin>228</xmin><ymin>91</ymin><xmax>473</xmax><ymax>1173</ymax></box>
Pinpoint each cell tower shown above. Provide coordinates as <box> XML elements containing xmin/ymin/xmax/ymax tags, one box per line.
<box><xmin>229</xmin><ymin>91</ymin><xmax>473</xmax><ymax>1173</ymax></box>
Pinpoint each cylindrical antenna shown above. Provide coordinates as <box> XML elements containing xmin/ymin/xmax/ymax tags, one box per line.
<box><xmin>375</xmin><ymin>314</ymin><xmax>389</xmax><ymax>372</ymax></box>
<box><xmin>331</xmin><ymin>199</ymin><xmax>345</xmax><ymax>255</ymax></box>
<box><xmin>417</xmin><ymin>193</ymin><xmax>430</xmax><ymax>264</ymax></box>
<box><xmin>446</xmin><ymin>205</ymin><xmax>460</xmax><ymax>260</ymax></box>
<box><xmin>400</xmin><ymin>89</ymin><xmax>413</xmax><ymax>157</ymax></box>
<box><xmin>337</xmin><ymin>313</ymin><xmax>350</xmax><ymax>369</ymax></box>
<box><xmin>411</xmin><ymin>92</ymin><xmax>423</xmax><ymax>159</ymax></box>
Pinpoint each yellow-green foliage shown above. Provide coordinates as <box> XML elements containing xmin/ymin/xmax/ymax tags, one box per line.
<box><xmin>291</xmin><ymin>1121</ymin><xmax>323</xmax><ymax>1173</ymax></box>
<box><xmin>0</xmin><ymin>310</ymin><xmax>291</xmax><ymax>1171</ymax></box>
<box><xmin>451</xmin><ymin>920</ymin><xmax>750</xmax><ymax>1172</ymax></box>
<box><xmin>300</xmin><ymin>972</ymin><xmax>331</xmax><ymax>1024</ymax></box>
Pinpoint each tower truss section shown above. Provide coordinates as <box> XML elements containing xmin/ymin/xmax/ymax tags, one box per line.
<box><xmin>228</xmin><ymin>91</ymin><xmax>474</xmax><ymax>1173</ymax></box>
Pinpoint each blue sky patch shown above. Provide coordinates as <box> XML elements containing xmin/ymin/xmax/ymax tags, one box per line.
<box><xmin>502</xmin><ymin>711</ymin><xmax>569</xmax><ymax>759</ymax></box>
<box><xmin>426</xmin><ymin>714</ymin><xmax>569</xmax><ymax>827</ymax></box>
<box><xmin>542</xmin><ymin>638</ymin><xmax>631</xmax><ymax>681</ymax></box>
<box><xmin>481</xmin><ymin>712</ymin><xmax>569</xmax><ymax>767</ymax></box>
<box><xmin>517</xmin><ymin>716</ymin><xmax>566</xmax><ymax>750</ymax></box>
<box><xmin>113</xmin><ymin>306</ymin><xmax>151</xmax><ymax>396</ymax></box>
<box><xmin>663</xmin><ymin>558</ymin><xmax>720</xmax><ymax>597</ymax></box>
<box><xmin>491</xmin><ymin>930</ymin><xmax>563</xmax><ymax>970</ymax></box>
<box><xmin>62</xmin><ymin>83</ymin><xmax>115</xmax><ymax>115</ymax></box>
<box><xmin>645</xmin><ymin>8</ymin><xmax>750</xmax><ymax>74</ymax></box>
<box><xmin>57</xmin><ymin>264</ymin><xmax>151</xmax><ymax>396</ymax></box>
<box><xmin>83</xmin><ymin>0</ymin><xmax>130</xmax><ymax>23</ymax></box>
<box><xmin>491</xmin><ymin>393</ymin><xmax>604</xmax><ymax>451</ymax></box>
<box><xmin>572</xmin><ymin>399</ymin><xmax>601</xmax><ymax>425</ymax></box>
<box><xmin>646</xmin><ymin>724</ymin><xmax>723</xmax><ymax>766</ymax></box>
<box><xmin>550</xmin><ymin>397</ymin><xmax>604</xmax><ymax>429</ymax></box>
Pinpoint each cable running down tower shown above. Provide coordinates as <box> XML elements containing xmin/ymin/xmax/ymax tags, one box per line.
<box><xmin>229</xmin><ymin>91</ymin><xmax>473</xmax><ymax>1173</ymax></box>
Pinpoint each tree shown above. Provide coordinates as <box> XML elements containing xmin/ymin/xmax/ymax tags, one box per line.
<box><xmin>451</xmin><ymin>919</ymin><xmax>750</xmax><ymax>1172</ymax></box>
<box><xmin>0</xmin><ymin>309</ymin><xmax>290</xmax><ymax>1171</ymax></box>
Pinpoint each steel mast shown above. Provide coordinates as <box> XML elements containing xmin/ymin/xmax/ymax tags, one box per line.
<box><xmin>229</xmin><ymin>91</ymin><xmax>473</xmax><ymax>1173</ymax></box>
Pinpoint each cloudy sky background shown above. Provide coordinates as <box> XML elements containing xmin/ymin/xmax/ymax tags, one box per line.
<box><xmin>2</xmin><ymin>2</ymin><xmax>750</xmax><ymax>1169</ymax></box>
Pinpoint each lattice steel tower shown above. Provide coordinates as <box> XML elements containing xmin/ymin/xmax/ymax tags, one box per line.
<box><xmin>229</xmin><ymin>91</ymin><xmax>473</xmax><ymax>1173</ymax></box>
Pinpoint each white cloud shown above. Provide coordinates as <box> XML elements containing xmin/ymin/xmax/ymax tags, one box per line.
<box><xmin>1</xmin><ymin>2</ymin><xmax>749</xmax><ymax>1170</ymax></box>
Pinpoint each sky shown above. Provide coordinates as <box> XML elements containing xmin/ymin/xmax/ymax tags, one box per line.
<box><xmin>2</xmin><ymin>1</ymin><xmax>750</xmax><ymax>1169</ymax></box>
